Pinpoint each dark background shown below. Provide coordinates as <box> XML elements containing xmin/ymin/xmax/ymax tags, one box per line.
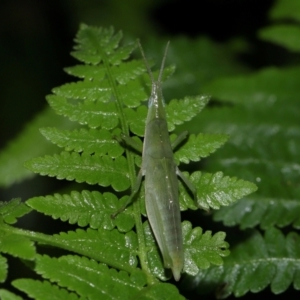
<box><xmin>0</xmin><ymin>0</ymin><xmax>275</xmax><ymax>148</ymax></box>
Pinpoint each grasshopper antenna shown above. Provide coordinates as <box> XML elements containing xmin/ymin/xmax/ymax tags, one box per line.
<box><xmin>138</xmin><ymin>41</ymin><xmax>154</xmax><ymax>83</ymax></box>
<box><xmin>158</xmin><ymin>41</ymin><xmax>170</xmax><ymax>83</ymax></box>
<box><xmin>138</xmin><ymin>40</ymin><xmax>170</xmax><ymax>83</ymax></box>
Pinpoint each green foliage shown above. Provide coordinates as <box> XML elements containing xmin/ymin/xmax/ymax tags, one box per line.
<box><xmin>13</xmin><ymin>279</ymin><xmax>81</xmax><ymax>300</ymax></box>
<box><xmin>213</xmin><ymin>196</ymin><xmax>300</xmax><ymax>229</ymax></box>
<box><xmin>25</xmin><ymin>151</ymin><xmax>130</xmax><ymax>191</ymax></box>
<box><xmin>174</xmin><ymin>133</ymin><xmax>229</xmax><ymax>164</ymax></box>
<box><xmin>0</xmin><ymin>289</ymin><xmax>23</xmax><ymax>300</ymax></box>
<box><xmin>259</xmin><ymin>25</ymin><xmax>300</xmax><ymax>52</ymax></box>
<box><xmin>13</xmin><ymin>256</ymin><xmax>184</xmax><ymax>299</ymax></box>
<box><xmin>182</xmin><ymin>222</ymin><xmax>229</xmax><ymax>273</ymax></box>
<box><xmin>0</xmin><ymin>199</ymin><xmax>31</xmax><ymax>224</ymax></box>
<box><xmin>183</xmin><ymin>228</ymin><xmax>300</xmax><ymax>298</ymax></box>
<box><xmin>144</xmin><ymin>221</ymin><xmax>230</xmax><ymax>281</ymax></box>
<box><xmin>0</xmin><ymin>200</ymin><xmax>35</xmax><ymax>262</ymax></box>
<box><xmin>27</xmin><ymin>191</ymin><xmax>134</xmax><ymax>231</ymax></box>
<box><xmin>0</xmin><ymin>24</ymin><xmax>254</xmax><ymax>299</ymax></box>
<box><xmin>268</xmin><ymin>0</ymin><xmax>300</xmax><ymax>22</ymax></box>
<box><xmin>2</xmin><ymin>0</ymin><xmax>299</xmax><ymax>297</ymax></box>
<box><xmin>0</xmin><ymin>109</ymin><xmax>68</xmax><ymax>187</ymax></box>
<box><xmin>179</xmin><ymin>172</ymin><xmax>256</xmax><ymax>211</ymax></box>
<box><xmin>175</xmin><ymin>0</ymin><xmax>300</xmax><ymax>298</ymax></box>
<box><xmin>40</xmin><ymin>127</ymin><xmax>124</xmax><ymax>156</ymax></box>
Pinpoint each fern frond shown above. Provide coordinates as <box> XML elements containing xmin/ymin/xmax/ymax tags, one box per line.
<box><xmin>34</xmin><ymin>255</ymin><xmax>146</xmax><ymax>300</ymax></box>
<box><xmin>258</xmin><ymin>0</ymin><xmax>300</xmax><ymax>53</ymax></box>
<box><xmin>0</xmin><ymin>289</ymin><xmax>22</xmax><ymax>300</ymax></box>
<box><xmin>191</xmin><ymin>105</ymin><xmax>300</xmax><ymax>200</ymax></box>
<box><xmin>71</xmin><ymin>26</ymin><xmax>124</xmax><ymax>64</ymax></box>
<box><xmin>0</xmin><ymin>255</ymin><xmax>7</xmax><ymax>283</ymax></box>
<box><xmin>201</xmin><ymin>66</ymin><xmax>300</xmax><ymax>105</ymax></box>
<box><xmin>166</xmin><ymin>95</ymin><xmax>210</xmax><ymax>131</ymax></box>
<box><xmin>268</xmin><ymin>0</ymin><xmax>300</xmax><ymax>21</ymax></box>
<box><xmin>0</xmin><ymin>231</ymin><xmax>35</xmax><ymax>260</ymax></box>
<box><xmin>184</xmin><ymin>228</ymin><xmax>300</xmax><ymax>298</ymax></box>
<box><xmin>29</xmin><ymin>253</ymin><xmax>182</xmax><ymax>299</ymax></box>
<box><xmin>51</xmin><ymin>80</ymin><xmax>112</xmax><ymax>102</ymax></box>
<box><xmin>15</xmin><ymin>23</ymin><xmax>259</xmax><ymax>292</ymax></box>
<box><xmin>133</xmin><ymin>282</ymin><xmax>185</xmax><ymax>300</ymax></box>
<box><xmin>190</xmin><ymin>64</ymin><xmax>300</xmax><ymax>234</ymax></box>
<box><xmin>0</xmin><ymin>199</ymin><xmax>31</xmax><ymax>224</ymax></box>
<box><xmin>24</xmin><ymin>152</ymin><xmax>130</xmax><ymax>191</ymax></box>
<box><xmin>52</xmin><ymin>228</ymin><xmax>138</xmax><ymax>272</ymax></box>
<box><xmin>0</xmin><ymin>199</ymin><xmax>35</xmax><ymax>269</ymax></box>
<box><xmin>259</xmin><ymin>25</ymin><xmax>300</xmax><ymax>52</ymax></box>
<box><xmin>27</xmin><ymin>191</ymin><xmax>134</xmax><ymax>231</ymax></box>
<box><xmin>214</xmin><ymin>195</ymin><xmax>300</xmax><ymax>229</ymax></box>
<box><xmin>125</xmin><ymin>106</ymin><xmax>148</xmax><ymax>136</ymax></box>
<box><xmin>183</xmin><ymin>222</ymin><xmax>229</xmax><ymax>275</ymax></box>
<box><xmin>13</xmin><ymin>279</ymin><xmax>81</xmax><ymax>300</ymax></box>
<box><xmin>40</xmin><ymin>127</ymin><xmax>124</xmax><ymax>157</ymax></box>
<box><xmin>65</xmin><ymin>59</ymin><xmax>146</xmax><ymax>84</ymax></box>
<box><xmin>180</xmin><ymin>171</ymin><xmax>257</xmax><ymax>211</ymax></box>
<box><xmin>47</xmin><ymin>95</ymin><xmax>119</xmax><ymax>129</ymax></box>
<box><xmin>174</xmin><ymin>133</ymin><xmax>229</xmax><ymax>164</ymax></box>
<box><xmin>0</xmin><ymin>108</ymin><xmax>68</xmax><ymax>188</ymax></box>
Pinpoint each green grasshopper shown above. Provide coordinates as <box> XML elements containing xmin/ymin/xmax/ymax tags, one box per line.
<box><xmin>114</xmin><ymin>42</ymin><xmax>197</xmax><ymax>281</ymax></box>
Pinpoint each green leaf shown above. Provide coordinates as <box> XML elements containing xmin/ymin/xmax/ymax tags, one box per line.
<box><xmin>133</xmin><ymin>283</ymin><xmax>184</xmax><ymax>300</ymax></box>
<box><xmin>40</xmin><ymin>127</ymin><xmax>124</xmax><ymax>157</ymax></box>
<box><xmin>174</xmin><ymin>133</ymin><xmax>229</xmax><ymax>164</ymax></box>
<box><xmin>0</xmin><ymin>199</ymin><xmax>31</xmax><ymax>224</ymax></box>
<box><xmin>0</xmin><ymin>231</ymin><xmax>35</xmax><ymax>260</ymax></box>
<box><xmin>47</xmin><ymin>95</ymin><xmax>119</xmax><ymax>130</ymax></box>
<box><xmin>269</xmin><ymin>0</ymin><xmax>300</xmax><ymax>22</ymax></box>
<box><xmin>13</xmin><ymin>279</ymin><xmax>81</xmax><ymax>300</ymax></box>
<box><xmin>24</xmin><ymin>152</ymin><xmax>130</xmax><ymax>191</ymax></box>
<box><xmin>125</xmin><ymin>106</ymin><xmax>148</xmax><ymax>136</ymax></box>
<box><xmin>166</xmin><ymin>95</ymin><xmax>210</xmax><ymax>131</ymax></box>
<box><xmin>183</xmin><ymin>228</ymin><xmax>300</xmax><ymax>298</ymax></box>
<box><xmin>65</xmin><ymin>59</ymin><xmax>146</xmax><ymax>85</ymax></box>
<box><xmin>27</xmin><ymin>191</ymin><xmax>134</xmax><ymax>232</ymax></box>
<box><xmin>0</xmin><ymin>108</ymin><xmax>69</xmax><ymax>188</ymax></box>
<box><xmin>180</xmin><ymin>171</ymin><xmax>258</xmax><ymax>211</ymax></box>
<box><xmin>52</xmin><ymin>228</ymin><xmax>138</xmax><ymax>271</ymax></box>
<box><xmin>214</xmin><ymin>195</ymin><xmax>300</xmax><ymax>229</ymax></box>
<box><xmin>52</xmin><ymin>80</ymin><xmax>112</xmax><ymax>103</ymax></box>
<box><xmin>184</xmin><ymin>100</ymin><xmax>299</xmax><ymax>197</ymax></box>
<box><xmin>201</xmin><ymin>66</ymin><xmax>300</xmax><ymax>105</ymax></box>
<box><xmin>71</xmin><ymin>25</ymin><xmax>123</xmax><ymax>64</ymax></box>
<box><xmin>182</xmin><ymin>221</ymin><xmax>229</xmax><ymax>276</ymax></box>
<box><xmin>259</xmin><ymin>24</ymin><xmax>300</xmax><ymax>52</ymax></box>
<box><xmin>0</xmin><ymin>289</ymin><xmax>23</xmax><ymax>300</ymax></box>
<box><xmin>0</xmin><ymin>255</ymin><xmax>8</xmax><ymax>283</ymax></box>
<box><xmin>34</xmin><ymin>255</ymin><xmax>147</xmax><ymax>300</ymax></box>
<box><xmin>1</xmin><ymin>23</ymin><xmax>260</xmax><ymax>296</ymax></box>
<box><xmin>112</xmin><ymin>60</ymin><xmax>147</xmax><ymax>85</ymax></box>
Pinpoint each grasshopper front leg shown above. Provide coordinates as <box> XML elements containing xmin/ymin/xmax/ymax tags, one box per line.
<box><xmin>111</xmin><ymin>169</ymin><xmax>144</xmax><ymax>218</ymax></box>
<box><xmin>171</xmin><ymin>131</ymin><xmax>188</xmax><ymax>150</ymax></box>
<box><xmin>176</xmin><ymin>167</ymin><xmax>197</xmax><ymax>200</ymax></box>
<box><xmin>115</xmin><ymin>133</ymin><xmax>143</xmax><ymax>153</ymax></box>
